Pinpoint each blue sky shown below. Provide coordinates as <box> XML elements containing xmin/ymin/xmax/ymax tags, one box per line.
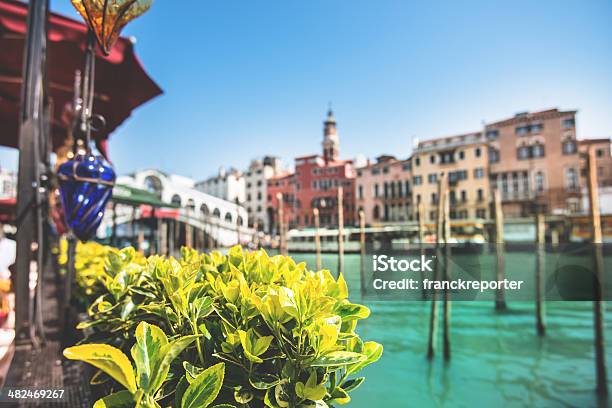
<box><xmin>1</xmin><ymin>0</ymin><xmax>611</xmax><ymax>180</ymax></box>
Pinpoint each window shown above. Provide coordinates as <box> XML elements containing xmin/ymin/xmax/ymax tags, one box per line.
<box><xmin>431</xmin><ymin>193</ymin><xmax>438</xmax><ymax>204</ymax></box>
<box><xmin>533</xmin><ymin>144</ymin><xmax>545</xmax><ymax>158</ymax></box>
<box><xmin>383</xmin><ymin>167</ymin><xmax>389</xmax><ymax>174</ymax></box>
<box><xmin>430</xmin><ymin>155</ymin><xmax>436</xmax><ymax>164</ymax></box>
<box><xmin>357</xmin><ymin>170</ymin><xmax>362</xmax><ymax>177</ymax></box>
<box><xmin>428</xmin><ymin>173</ymin><xmax>438</xmax><ymax>184</ymax></box>
<box><xmin>459</xmin><ymin>151</ymin><xmax>465</xmax><ymax>160</ymax></box>
<box><xmin>415</xmin><ymin>157</ymin><xmax>420</xmax><ymax>166</ymax></box>
<box><xmin>372</xmin><ymin>168</ymin><xmax>381</xmax><ymax>175</ymax></box>
<box><xmin>384</xmin><ymin>183</ymin><xmax>389</xmax><ymax>198</ymax></box>
<box><xmin>413</xmin><ymin>175</ymin><xmax>422</xmax><ymax>186</ymax></box>
<box><xmin>358</xmin><ymin>185</ymin><xmax>364</xmax><ymax>200</ymax></box>
<box><xmin>475</xmin><ymin>147</ymin><xmax>481</xmax><ymax>157</ymax></box>
<box><xmin>200</xmin><ymin>204</ymin><xmax>210</xmax><ymax>216</ymax></box>
<box><xmin>402</xmin><ymin>163</ymin><xmax>412</xmax><ymax>171</ymax></box>
<box><xmin>448</xmin><ymin>170</ymin><xmax>468</xmax><ymax>183</ymax></box>
<box><xmin>597</xmin><ymin>148</ymin><xmax>605</xmax><ymax>158</ymax></box>
<box><xmin>476</xmin><ymin>209</ymin><xmax>486</xmax><ymax>219</ymax></box>
<box><xmin>416</xmin><ymin>194</ymin><xmax>421</xmax><ymax>203</ymax></box>
<box><xmin>518</xmin><ymin>146</ymin><xmax>530</xmax><ymax>160</ymax></box>
<box><xmin>449</xmin><ymin>191</ymin><xmax>456</xmax><ymax>204</ymax></box>
<box><xmin>440</xmin><ymin>152</ymin><xmax>454</xmax><ymax>164</ymax></box>
<box><xmin>405</xmin><ymin>180</ymin><xmax>411</xmax><ymax>195</ymax></box>
<box><xmin>563</xmin><ymin>118</ymin><xmax>575</xmax><ymax>129</ymax></box>
<box><xmin>374</xmin><ymin>184</ymin><xmax>380</xmax><ymax>197</ymax></box>
<box><xmin>477</xmin><ymin>189</ymin><xmax>484</xmax><ymax>201</ymax></box>
<box><xmin>474</xmin><ymin>168</ymin><xmax>485</xmax><ymax>179</ymax></box>
<box><xmin>486</xmin><ymin>129</ymin><xmax>499</xmax><ymax>139</ymax></box>
<box><xmin>171</xmin><ymin>194</ymin><xmax>182</xmax><ymax>206</ymax></box>
<box><xmin>518</xmin><ymin>144</ymin><xmax>545</xmax><ymax>159</ymax></box>
<box><xmin>535</xmin><ymin>171</ymin><xmax>545</xmax><ymax>193</ymax></box>
<box><xmin>461</xmin><ymin>190</ymin><xmax>467</xmax><ymax>202</ymax></box>
<box><xmin>566</xmin><ymin>168</ymin><xmax>578</xmax><ymax>190</ymax></box>
<box><xmin>373</xmin><ymin>205</ymin><xmax>380</xmax><ymax>220</ymax></box>
<box><xmin>530</xmin><ymin>123</ymin><xmax>543</xmax><ymax>133</ymax></box>
<box><xmin>516</xmin><ymin>126</ymin><xmax>529</xmax><ymax>136</ymax></box>
<box><xmin>489</xmin><ymin>148</ymin><xmax>500</xmax><ymax>163</ymax></box>
<box><xmin>562</xmin><ymin>140</ymin><xmax>577</xmax><ymax>155</ymax></box>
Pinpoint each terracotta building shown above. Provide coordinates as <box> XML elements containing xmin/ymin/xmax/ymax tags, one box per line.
<box><xmin>355</xmin><ymin>155</ymin><xmax>413</xmax><ymax>225</ymax></box>
<box><xmin>266</xmin><ymin>172</ymin><xmax>295</xmax><ymax>234</ymax></box>
<box><xmin>579</xmin><ymin>138</ymin><xmax>612</xmax><ymax>187</ymax></box>
<box><xmin>411</xmin><ymin>132</ymin><xmax>490</xmax><ymax>222</ymax></box>
<box><xmin>485</xmin><ymin>109</ymin><xmax>582</xmax><ymax>217</ymax></box>
<box><xmin>266</xmin><ymin>109</ymin><xmax>356</xmax><ymax>231</ymax></box>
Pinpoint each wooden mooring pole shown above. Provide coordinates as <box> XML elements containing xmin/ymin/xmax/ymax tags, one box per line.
<box><xmin>313</xmin><ymin>208</ymin><xmax>321</xmax><ymax>270</ymax></box>
<box><xmin>359</xmin><ymin>209</ymin><xmax>366</xmax><ymax>294</ymax></box>
<box><xmin>277</xmin><ymin>193</ymin><xmax>287</xmax><ymax>255</ymax></box>
<box><xmin>337</xmin><ymin>187</ymin><xmax>345</xmax><ymax>278</ymax></box>
<box><xmin>587</xmin><ymin>147</ymin><xmax>608</xmax><ymax>397</ymax></box>
<box><xmin>442</xmin><ymin>181</ymin><xmax>452</xmax><ymax>361</ymax></box>
<box><xmin>418</xmin><ymin>201</ymin><xmax>426</xmax><ymax>300</ymax></box>
<box><xmin>427</xmin><ymin>173</ymin><xmax>446</xmax><ymax>360</ymax></box>
<box><xmin>535</xmin><ymin>213</ymin><xmax>546</xmax><ymax>336</ymax></box>
<box><xmin>494</xmin><ymin>189</ymin><xmax>507</xmax><ymax>310</ymax></box>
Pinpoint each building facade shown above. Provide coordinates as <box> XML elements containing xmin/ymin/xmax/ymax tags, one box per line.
<box><xmin>265</xmin><ymin>109</ymin><xmax>357</xmax><ymax>231</ymax></box>
<box><xmin>411</xmin><ymin>132</ymin><xmax>490</xmax><ymax>222</ymax></box>
<box><xmin>266</xmin><ymin>172</ymin><xmax>296</xmax><ymax>233</ymax></box>
<box><xmin>243</xmin><ymin>156</ymin><xmax>282</xmax><ymax>231</ymax></box>
<box><xmin>355</xmin><ymin>155</ymin><xmax>413</xmax><ymax>225</ymax></box>
<box><xmin>579</xmin><ymin>138</ymin><xmax>612</xmax><ymax>188</ymax></box>
<box><xmin>486</xmin><ymin>109</ymin><xmax>582</xmax><ymax>216</ymax></box>
<box><xmin>195</xmin><ymin>167</ymin><xmax>246</xmax><ymax>204</ymax></box>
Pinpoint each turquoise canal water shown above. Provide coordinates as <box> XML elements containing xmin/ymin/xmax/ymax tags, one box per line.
<box><xmin>285</xmin><ymin>251</ymin><xmax>612</xmax><ymax>408</ymax></box>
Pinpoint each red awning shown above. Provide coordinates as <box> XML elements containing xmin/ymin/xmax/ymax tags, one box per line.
<box><xmin>0</xmin><ymin>0</ymin><xmax>162</xmax><ymax>155</ymax></box>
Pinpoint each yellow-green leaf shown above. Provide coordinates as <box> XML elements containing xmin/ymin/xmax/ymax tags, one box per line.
<box><xmin>93</xmin><ymin>390</ymin><xmax>134</xmax><ymax>408</ymax></box>
<box><xmin>182</xmin><ymin>362</ymin><xmax>225</xmax><ymax>408</ymax></box>
<box><xmin>64</xmin><ymin>344</ymin><xmax>136</xmax><ymax>393</ymax></box>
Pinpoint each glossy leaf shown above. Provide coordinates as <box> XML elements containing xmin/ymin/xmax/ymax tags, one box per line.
<box><xmin>64</xmin><ymin>344</ymin><xmax>136</xmax><ymax>393</ymax></box>
<box><xmin>92</xmin><ymin>390</ymin><xmax>134</xmax><ymax>408</ymax></box>
<box><xmin>181</xmin><ymin>363</ymin><xmax>225</xmax><ymax>408</ymax></box>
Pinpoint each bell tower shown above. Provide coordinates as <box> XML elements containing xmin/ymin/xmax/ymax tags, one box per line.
<box><xmin>322</xmin><ymin>107</ymin><xmax>339</xmax><ymax>162</ymax></box>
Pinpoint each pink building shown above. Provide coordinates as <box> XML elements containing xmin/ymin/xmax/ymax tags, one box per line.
<box><xmin>355</xmin><ymin>155</ymin><xmax>413</xmax><ymax>225</ymax></box>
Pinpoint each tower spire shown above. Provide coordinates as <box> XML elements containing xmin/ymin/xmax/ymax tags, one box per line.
<box><xmin>322</xmin><ymin>105</ymin><xmax>339</xmax><ymax>162</ymax></box>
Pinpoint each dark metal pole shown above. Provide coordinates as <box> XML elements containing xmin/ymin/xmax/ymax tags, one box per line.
<box><xmin>14</xmin><ymin>0</ymin><xmax>49</xmax><ymax>344</ymax></box>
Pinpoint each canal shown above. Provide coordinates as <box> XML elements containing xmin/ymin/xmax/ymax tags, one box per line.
<box><xmin>284</xmin><ymin>250</ymin><xmax>612</xmax><ymax>407</ymax></box>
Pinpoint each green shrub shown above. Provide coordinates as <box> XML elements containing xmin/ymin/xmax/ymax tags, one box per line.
<box><xmin>65</xmin><ymin>244</ymin><xmax>382</xmax><ymax>407</ymax></box>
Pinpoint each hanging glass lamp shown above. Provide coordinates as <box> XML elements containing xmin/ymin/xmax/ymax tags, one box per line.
<box><xmin>70</xmin><ymin>0</ymin><xmax>153</xmax><ymax>54</ymax></box>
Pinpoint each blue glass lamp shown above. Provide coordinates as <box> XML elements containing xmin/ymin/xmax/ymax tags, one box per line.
<box><xmin>57</xmin><ymin>153</ymin><xmax>116</xmax><ymax>241</ymax></box>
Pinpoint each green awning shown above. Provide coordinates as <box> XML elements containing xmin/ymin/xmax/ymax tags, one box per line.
<box><xmin>112</xmin><ymin>184</ymin><xmax>179</xmax><ymax>208</ymax></box>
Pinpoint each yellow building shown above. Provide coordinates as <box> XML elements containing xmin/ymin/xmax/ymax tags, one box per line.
<box><xmin>411</xmin><ymin>132</ymin><xmax>490</xmax><ymax>222</ymax></box>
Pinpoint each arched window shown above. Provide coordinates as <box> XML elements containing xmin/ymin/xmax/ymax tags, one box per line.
<box><xmin>144</xmin><ymin>176</ymin><xmax>162</xmax><ymax>196</ymax></box>
<box><xmin>373</xmin><ymin>205</ymin><xmax>380</xmax><ymax>220</ymax></box>
<box><xmin>212</xmin><ymin>208</ymin><xmax>221</xmax><ymax>218</ymax></box>
<box><xmin>563</xmin><ymin>140</ymin><xmax>577</xmax><ymax>155</ymax></box>
<box><xmin>186</xmin><ymin>199</ymin><xmax>195</xmax><ymax>211</ymax></box>
<box><xmin>171</xmin><ymin>194</ymin><xmax>182</xmax><ymax>206</ymax></box>
<box><xmin>566</xmin><ymin>168</ymin><xmax>578</xmax><ymax>190</ymax></box>
<box><xmin>535</xmin><ymin>171</ymin><xmax>545</xmax><ymax>193</ymax></box>
<box><xmin>200</xmin><ymin>204</ymin><xmax>209</xmax><ymax>217</ymax></box>
<box><xmin>225</xmin><ymin>213</ymin><xmax>233</xmax><ymax>223</ymax></box>
<box><xmin>237</xmin><ymin>216</ymin><xmax>244</xmax><ymax>226</ymax></box>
